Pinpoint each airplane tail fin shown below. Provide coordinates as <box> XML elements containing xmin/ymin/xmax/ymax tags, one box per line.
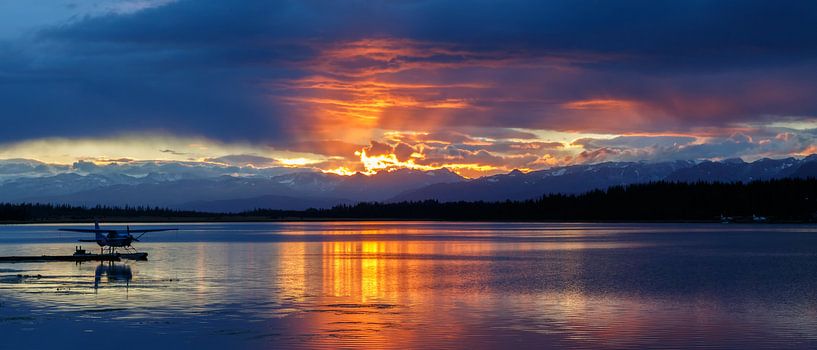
<box><xmin>94</xmin><ymin>219</ymin><xmax>104</xmax><ymax>244</ymax></box>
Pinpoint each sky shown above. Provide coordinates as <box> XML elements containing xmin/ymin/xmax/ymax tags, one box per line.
<box><xmin>2</xmin><ymin>0</ymin><xmax>817</xmax><ymax>178</ymax></box>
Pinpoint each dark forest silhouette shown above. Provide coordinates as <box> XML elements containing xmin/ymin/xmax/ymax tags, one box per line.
<box><xmin>0</xmin><ymin>203</ymin><xmax>211</xmax><ymax>222</ymax></box>
<box><xmin>2</xmin><ymin>178</ymin><xmax>817</xmax><ymax>222</ymax></box>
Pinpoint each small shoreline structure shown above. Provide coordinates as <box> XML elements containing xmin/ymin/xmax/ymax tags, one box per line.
<box><xmin>0</xmin><ymin>246</ymin><xmax>147</xmax><ymax>263</ymax></box>
<box><xmin>0</xmin><ymin>221</ymin><xmax>168</xmax><ymax>264</ymax></box>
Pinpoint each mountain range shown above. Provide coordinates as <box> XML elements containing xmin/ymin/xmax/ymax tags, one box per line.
<box><xmin>0</xmin><ymin>156</ymin><xmax>816</xmax><ymax>212</ymax></box>
<box><xmin>0</xmin><ymin>162</ymin><xmax>465</xmax><ymax>211</ymax></box>
<box><xmin>394</xmin><ymin>155</ymin><xmax>817</xmax><ymax>202</ymax></box>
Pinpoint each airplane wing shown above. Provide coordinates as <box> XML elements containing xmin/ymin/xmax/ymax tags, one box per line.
<box><xmin>58</xmin><ymin>229</ymin><xmax>109</xmax><ymax>233</ymax></box>
<box><xmin>127</xmin><ymin>228</ymin><xmax>179</xmax><ymax>233</ymax></box>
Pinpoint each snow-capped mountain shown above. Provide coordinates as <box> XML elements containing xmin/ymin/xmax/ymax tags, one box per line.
<box><xmin>1</xmin><ymin>156</ymin><xmax>816</xmax><ymax>211</ymax></box>
<box><xmin>0</xmin><ymin>166</ymin><xmax>465</xmax><ymax>211</ymax></box>
<box><xmin>392</xmin><ymin>156</ymin><xmax>817</xmax><ymax>202</ymax></box>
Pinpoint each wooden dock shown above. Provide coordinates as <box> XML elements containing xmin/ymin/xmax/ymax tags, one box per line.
<box><xmin>0</xmin><ymin>252</ymin><xmax>147</xmax><ymax>263</ymax></box>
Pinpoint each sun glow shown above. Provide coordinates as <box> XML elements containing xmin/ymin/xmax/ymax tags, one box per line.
<box><xmin>277</xmin><ymin>157</ymin><xmax>322</xmax><ymax>167</ymax></box>
<box><xmin>353</xmin><ymin>149</ymin><xmax>499</xmax><ymax>178</ymax></box>
<box><xmin>356</xmin><ymin>149</ymin><xmax>435</xmax><ymax>174</ymax></box>
<box><xmin>322</xmin><ymin>166</ymin><xmax>359</xmax><ymax>176</ymax></box>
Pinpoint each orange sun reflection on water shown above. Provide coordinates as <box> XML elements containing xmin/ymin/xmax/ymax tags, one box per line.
<box><xmin>4</xmin><ymin>223</ymin><xmax>815</xmax><ymax>349</ymax></box>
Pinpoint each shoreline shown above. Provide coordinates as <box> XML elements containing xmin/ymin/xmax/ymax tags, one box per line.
<box><xmin>1</xmin><ymin>217</ymin><xmax>811</xmax><ymax>225</ymax></box>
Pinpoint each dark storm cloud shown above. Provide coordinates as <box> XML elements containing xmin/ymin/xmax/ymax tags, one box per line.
<box><xmin>41</xmin><ymin>1</ymin><xmax>817</xmax><ymax>59</ymax></box>
<box><xmin>2</xmin><ymin>0</ymin><xmax>817</xmax><ymax>145</ymax></box>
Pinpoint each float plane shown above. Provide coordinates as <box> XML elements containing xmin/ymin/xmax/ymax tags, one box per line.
<box><xmin>59</xmin><ymin>220</ymin><xmax>178</xmax><ymax>255</ymax></box>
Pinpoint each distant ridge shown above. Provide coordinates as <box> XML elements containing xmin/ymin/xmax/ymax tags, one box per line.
<box><xmin>392</xmin><ymin>156</ymin><xmax>817</xmax><ymax>202</ymax></box>
<box><xmin>0</xmin><ymin>167</ymin><xmax>464</xmax><ymax>212</ymax></box>
<box><xmin>1</xmin><ymin>156</ymin><xmax>816</xmax><ymax>212</ymax></box>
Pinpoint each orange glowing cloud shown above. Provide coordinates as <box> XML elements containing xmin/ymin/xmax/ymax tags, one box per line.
<box><xmin>305</xmin><ymin>38</ymin><xmax>530</xmax><ymax>77</ymax></box>
<box><xmin>355</xmin><ymin>148</ymin><xmax>500</xmax><ymax>178</ymax></box>
<box><xmin>337</xmin><ymin>139</ymin><xmax>561</xmax><ymax>178</ymax></box>
<box><xmin>265</xmin><ymin>37</ymin><xmax>817</xmax><ymax>177</ymax></box>
<box><xmin>271</xmin><ymin>38</ymin><xmax>506</xmax><ymax>153</ymax></box>
<box><xmin>274</xmin><ymin>37</ymin><xmax>628</xmax><ymax>143</ymax></box>
<box><xmin>562</xmin><ymin>99</ymin><xmax>638</xmax><ymax>111</ymax></box>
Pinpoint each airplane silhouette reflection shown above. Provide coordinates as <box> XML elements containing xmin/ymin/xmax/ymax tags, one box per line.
<box><xmin>94</xmin><ymin>262</ymin><xmax>133</xmax><ymax>291</ymax></box>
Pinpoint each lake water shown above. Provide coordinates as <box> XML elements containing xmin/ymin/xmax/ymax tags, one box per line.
<box><xmin>1</xmin><ymin>222</ymin><xmax>816</xmax><ymax>349</ymax></box>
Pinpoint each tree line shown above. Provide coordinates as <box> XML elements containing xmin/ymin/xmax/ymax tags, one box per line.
<box><xmin>3</xmin><ymin>178</ymin><xmax>817</xmax><ymax>222</ymax></box>
<box><xmin>257</xmin><ymin>178</ymin><xmax>817</xmax><ymax>221</ymax></box>
<box><xmin>0</xmin><ymin>203</ymin><xmax>215</xmax><ymax>222</ymax></box>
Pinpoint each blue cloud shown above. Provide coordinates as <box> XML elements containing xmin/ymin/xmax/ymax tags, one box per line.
<box><xmin>1</xmin><ymin>0</ymin><xmax>817</xmax><ymax>146</ymax></box>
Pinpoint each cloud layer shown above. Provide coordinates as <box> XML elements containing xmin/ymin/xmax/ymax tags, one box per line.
<box><xmin>2</xmin><ymin>0</ymin><xmax>817</xmax><ymax>176</ymax></box>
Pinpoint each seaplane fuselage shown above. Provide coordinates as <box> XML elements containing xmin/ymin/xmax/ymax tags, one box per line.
<box><xmin>93</xmin><ymin>231</ymin><xmax>135</xmax><ymax>247</ymax></box>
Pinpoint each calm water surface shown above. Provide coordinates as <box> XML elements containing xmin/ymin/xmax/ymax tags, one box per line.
<box><xmin>1</xmin><ymin>222</ymin><xmax>816</xmax><ymax>349</ymax></box>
